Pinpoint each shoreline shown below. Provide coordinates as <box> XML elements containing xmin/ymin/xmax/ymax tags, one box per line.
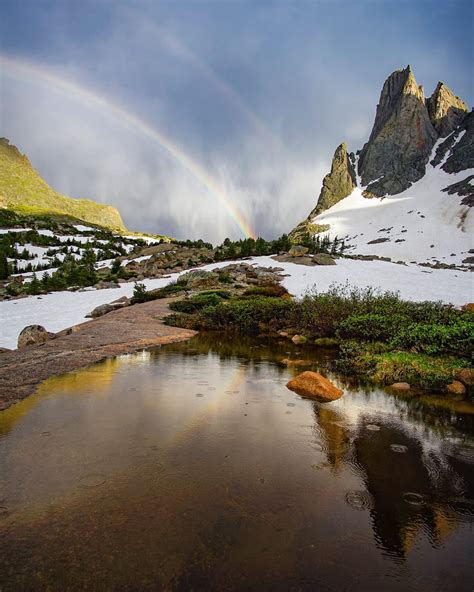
<box><xmin>0</xmin><ymin>297</ymin><xmax>197</xmax><ymax>411</ymax></box>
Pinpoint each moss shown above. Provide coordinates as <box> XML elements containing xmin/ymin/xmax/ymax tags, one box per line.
<box><xmin>314</xmin><ymin>337</ymin><xmax>340</xmax><ymax>347</ymax></box>
<box><xmin>351</xmin><ymin>350</ymin><xmax>470</xmax><ymax>388</ymax></box>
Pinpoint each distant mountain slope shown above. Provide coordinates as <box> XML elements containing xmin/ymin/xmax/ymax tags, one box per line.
<box><xmin>0</xmin><ymin>138</ymin><xmax>126</xmax><ymax>231</ymax></box>
<box><xmin>290</xmin><ymin>67</ymin><xmax>473</xmax><ymax>266</ymax></box>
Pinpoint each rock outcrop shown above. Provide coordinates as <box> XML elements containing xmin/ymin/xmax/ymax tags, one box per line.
<box><xmin>442</xmin><ymin>112</ymin><xmax>474</xmax><ymax>174</ymax></box>
<box><xmin>358</xmin><ymin>66</ymin><xmax>438</xmax><ymax>196</ymax></box>
<box><xmin>426</xmin><ymin>82</ymin><xmax>468</xmax><ymax>138</ymax></box>
<box><xmin>308</xmin><ymin>143</ymin><xmax>357</xmax><ymax>217</ymax></box>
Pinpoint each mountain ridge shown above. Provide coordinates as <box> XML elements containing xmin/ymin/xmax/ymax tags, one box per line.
<box><xmin>290</xmin><ymin>67</ymin><xmax>473</xmax><ymax>266</ymax></box>
<box><xmin>0</xmin><ymin>137</ymin><xmax>126</xmax><ymax>231</ymax></box>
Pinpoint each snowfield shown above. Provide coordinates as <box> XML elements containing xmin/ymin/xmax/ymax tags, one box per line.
<box><xmin>0</xmin><ymin>256</ymin><xmax>472</xmax><ymax>349</ymax></box>
<box><xmin>311</xmin><ymin>141</ymin><xmax>473</xmax><ymax>266</ymax></box>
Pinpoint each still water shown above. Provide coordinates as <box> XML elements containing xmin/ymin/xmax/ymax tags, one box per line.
<box><xmin>1</xmin><ymin>335</ymin><xmax>473</xmax><ymax>591</ymax></box>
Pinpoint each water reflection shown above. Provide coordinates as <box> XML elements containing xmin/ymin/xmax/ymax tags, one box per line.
<box><xmin>0</xmin><ymin>334</ymin><xmax>472</xmax><ymax>591</ymax></box>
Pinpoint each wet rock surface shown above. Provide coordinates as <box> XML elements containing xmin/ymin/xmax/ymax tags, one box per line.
<box><xmin>0</xmin><ymin>298</ymin><xmax>196</xmax><ymax>410</ymax></box>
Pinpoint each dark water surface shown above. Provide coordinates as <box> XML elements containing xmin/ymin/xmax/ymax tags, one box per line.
<box><xmin>1</xmin><ymin>335</ymin><xmax>473</xmax><ymax>591</ymax></box>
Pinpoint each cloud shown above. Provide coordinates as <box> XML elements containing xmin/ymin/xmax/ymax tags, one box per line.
<box><xmin>1</xmin><ymin>0</ymin><xmax>472</xmax><ymax>242</ymax></box>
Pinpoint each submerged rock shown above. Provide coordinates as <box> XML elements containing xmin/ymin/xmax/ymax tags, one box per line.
<box><xmin>286</xmin><ymin>371</ymin><xmax>343</xmax><ymax>402</ymax></box>
<box><xmin>18</xmin><ymin>325</ymin><xmax>53</xmax><ymax>349</ymax></box>
<box><xmin>279</xmin><ymin>358</ymin><xmax>313</xmax><ymax>367</ymax></box>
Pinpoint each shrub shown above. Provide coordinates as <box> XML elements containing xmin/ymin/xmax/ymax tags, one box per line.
<box><xmin>169</xmin><ymin>292</ymin><xmax>226</xmax><ymax>313</ymax></box>
<box><xmin>390</xmin><ymin>321</ymin><xmax>474</xmax><ymax>357</ymax></box>
<box><xmin>337</xmin><ymin>313</ymin><xmax>406</xmax><ymax>342</ymax></box>
<box><xmin>241</xmin><ymin>284</ymin><xmax>289</xmax><ymax>298</ymax></box>
<box><xmin>132</xmin><ymin>282</ymin><xmax>148</xmax><ymax>303</ymax></box>
<box><xmin>198</xmin><ymin>297</ymin><xmax>294</xmax><ymax>334</ymax></box>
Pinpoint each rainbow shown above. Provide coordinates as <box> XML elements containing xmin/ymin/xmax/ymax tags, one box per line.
<box><xmin>0</xmin><ymin>54</ymin><xmax>256</xmax><ymax>239</ymax></box>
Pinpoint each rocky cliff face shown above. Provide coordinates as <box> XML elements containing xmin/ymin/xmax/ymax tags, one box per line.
<box><xmin>289</xmin><ymin>66</ymin><xmax>473</xmax><ymax>264</ymax></box>
<box><xmin>358</xmin><ymin>66</ymin><xmax>438</xmax><ymax>197</ymax></box>
<box><xmin>426</xmin><ymin>82</ymin><xmax>468</xmax><ymax>138</ymax></box>
<box><xmin>308</xmin><ymin>143</ymin><xmax>356</xmax><ymax>218</ymax></box>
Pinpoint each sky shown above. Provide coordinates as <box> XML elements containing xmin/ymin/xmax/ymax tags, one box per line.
<box><xmin>0</xmin><ymin>0</ymin><xmax>472</xmax><ymax>242</ymax></box>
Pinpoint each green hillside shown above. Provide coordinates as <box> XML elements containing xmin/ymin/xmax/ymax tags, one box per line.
<box><xmin>0</xmin><ymin>138</ymin><xmax>126</xmax><ymax>231</ymax></box>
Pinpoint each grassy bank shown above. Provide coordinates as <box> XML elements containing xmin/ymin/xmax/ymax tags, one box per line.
<box><xmin>163</xmin><ymin>283</ymin><xmax>473</xmax><ymax>395</ymax></box>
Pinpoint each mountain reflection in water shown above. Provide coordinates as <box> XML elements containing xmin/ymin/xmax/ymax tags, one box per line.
<box><xmin>0</xmin><ymin>334</ymin><xmax>473</xmax><ymax>591</ymax></box>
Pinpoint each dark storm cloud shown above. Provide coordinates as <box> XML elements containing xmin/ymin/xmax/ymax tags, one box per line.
<box><xmin>1</xmin><ymin>0</ymin><xmax>472</xmax><ymax>241</ymax></box>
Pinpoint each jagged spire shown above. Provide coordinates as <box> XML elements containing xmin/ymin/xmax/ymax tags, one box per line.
<box><xmin>358</xmin><ymin>66</ymin><xmax>438</xmax><ymax>196</ymax></box>
<box><xmin>426</xmin><ymin>81</ymin><xmax>468</xmax><ymax>137</ymax></box>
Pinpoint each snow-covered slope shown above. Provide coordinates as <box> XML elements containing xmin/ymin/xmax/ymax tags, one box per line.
<box><xmin>310</xmin><ymin>142</ymin><xmax>473</xmax><ymax>266</ymax></box>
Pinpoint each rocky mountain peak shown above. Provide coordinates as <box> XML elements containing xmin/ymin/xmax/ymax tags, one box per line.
<box><xmin>426</xmin><ymin>82</ymin><xmax>468</xmax><ymax>137</ymax></box>
<box><xmin>357</xmin><ymin>66</ymin><xmax>438</xmax><ymax>197</ymax></box>
<box><xmin>308</xmin><ymin>142</ymin><xmax>356</xmax><ymax>218</ymax></box>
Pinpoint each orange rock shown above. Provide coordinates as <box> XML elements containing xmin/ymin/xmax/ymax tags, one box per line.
<box><xmin>390</xmin><ymin>382</ymin><xmax>411</xmax><ymax>391</ymax></box>
<box><xmin>446</xmin><ymin>380</ymin><xmax>466</xmax><ymax>396</ymax></box>
<box><xmin>454</xmin><ymin>368</ymin><xmax>474</xmax><ymax>386</ymax></box>
<box><xmin>286</xmin><ymin>371</ymin><xmax>342</xmax><ymax>402</ymax></box>
<box><xmin>461</xmin><ymin>303</ymin><xmax>474</xmax><ymax>311</ymax></box>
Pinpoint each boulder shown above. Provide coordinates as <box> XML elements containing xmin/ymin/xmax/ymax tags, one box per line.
<box><xmin>313</xmin><ymin>253</ymin><xmax>336</xmax><ymax>266</ymax></box>
<box><xmin>286</xmin><ymin>371</ymin><xmax>343</xmax><ymax>402</ymax></box>
<box><xmin>446</xmin><ymin>380</ymin><xmax>466</xmax><ymax>396</ymax></box>
<box><xmin>461</xmin><ymin>303</ymin><xmax>474</xmax><ymax>312</ymax></box>
<box><xmin>18</xmin><ymin>325</ymin><xmax>53</xmax><ymax>349</ymax></box>
<box><xmin>95</xmin><ymin>280</ymin><xmax>120</xmax><ymax>290</ymax></box>
<box><xmin>288</xmin><ymin>245</ymin><xmax>309</xmax><ymax>257</ymax></box>
<box><xmin>178</xmin><ymin>270</ymin><xmax>219</xmax><ymax>289</ymax></box>
<box><xmin>291</xmin><ymin>335</ymin><xmax>307</xmax><ymax>344</ymax></box>
<box><xmin>453</xmin><ymin>368</ymin><xmax>474</xmax><ymax>387</ymax></box>
<box><xmin>389</xmin><ymin>382</ymin><xmax>411</xmax><ymax>391</ymax></box>
<box><xmin>89</xmin><ymin>303</ymin><xmax>115</xmax><ymax>318</ymax></box>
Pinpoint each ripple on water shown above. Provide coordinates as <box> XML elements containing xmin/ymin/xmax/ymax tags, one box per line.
<box><xmin>78</xmin><ymin>474</ymin><xmax>106</xmax><ymax>488</ymax></box>
<box><xmin>390</xmin><ymin>444</ymin><xmax>408</xmax><ymax>453</ymax></box>
<box><xmin>448</xmin><ymin>497</ymin><xmax>474</xmax><ymax>516</ymax></box>
<box><xmin>402</xmin><ymin>492</ymin><xmax>425</xmax><ymax>506</ymax></box>
<box><xmin>345</xmin><ymin>490</ymin><xmax>373</xmax><ymax>511</ymax></box>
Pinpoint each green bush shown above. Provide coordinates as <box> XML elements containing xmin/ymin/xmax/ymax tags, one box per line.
<box><xmin>241</xmin><ymin>284</ymin><xmax>289</xmax><ymax>298</ymax></box>
<box><xmin>132</xmin><ymin>282</ymin><xmax>148</xmax><ymax>303</ymax></box>
<box><xmin>169</xmin><ymin>292</ymin><xmax>226</xmax><ymax>313</ymax></box>
<box><xmin>337</xmin><ymin>313</ymin><xmax>406</xmax><ymax>342</ymax></box>
<box><xmin>198</xmin><ymin>297</ymin><xmax>294</xmax><ymax>334</ymax></box>
<box><xmin>390</xmin><ymin>321</ymin><xmax>474</xmax><ymax>357</ymax></box>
